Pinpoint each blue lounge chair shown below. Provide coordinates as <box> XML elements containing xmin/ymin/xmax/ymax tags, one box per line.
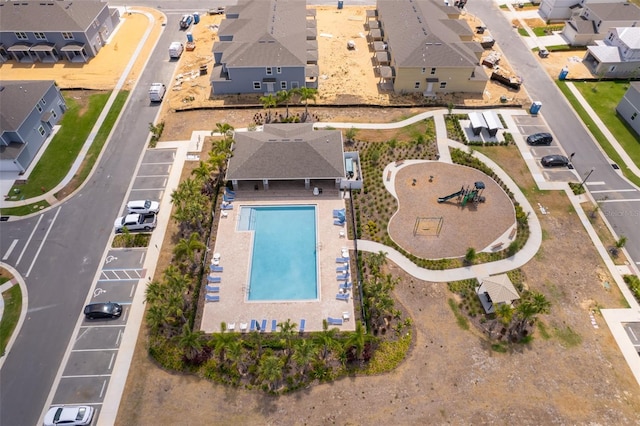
<box><xmin>207</xmin><ymin>276</ymin><xmax>221</xmax><ymax>283</ymax></box>
<box><xmin>205</xmin><ymin>285</ymin><xmax>219</xmax><ymax>292</ymax></box>
<box><xmin>261</xmin><ymin>319</ymin><xmax>267</xmax><ymax>333</ymax></box>
<box><xmin>271</xmin><ymin>319</ymin><xmax>277</xmax><ymax>332</ymax></box>
<box><xmin>210</xmin><ymin>265</ymin><xmax>223</xmax><ymax>272</ymax></box>
<box><xmin>250</xmin><ymin>319</ymin><xmax>257</xmax><ymax>332</ymax></box>
<box><xmin>336</xmin><ymin>293</ymin><xmax>350</xmax><ymax>301</ymax></box>
<box><xmin>337</xmin><ymin>273</ymin><xmax>349</xmax><ymax>281</ymax></box>
<box><xmin>336</xmin><ymin>265</ymin><xmax>349</xmax><ymax>272</ymax></box>
<box><xmin>333</xmin><ymin>208</ymin><xmax>346</xmax><ymax>218</ymax></box>
<box><xmin>221</xmin><ymin>203</ymin><xmax>233</xmax><ymax>210</ymax></box>
<box><xmin>299</xmin><ymin>319</ymin><xmax>306</xmax><ymax>333</ymax></box>
<box><xmin>327</xmin><ymin>316</ymin><xmax>343</xmax><ymax>326</ymax></box>
<box><xmin>225</xmin><ymin>188</ymin><xmax>236</xmax><ymax>196</ymax></box>
<box><xmin>223</xmin><ymin>194</ymin><xmax>235</xmax><ymax>202</ymax></box>
<box><xmin>336</xmin><ymin>257</ymin><xmax>349</xmax><ymax>263</ymax></box>
<box><xmin>334</xmin><ymin>219</ymin><xmax>345</xmax><ymax>226</ymax></box>
<box><xmin>339</xmin><ymin>282</ymin><xmax>353</xmax><ymax>290</ymax></box>
<box><xmin>205</xmin><ymin>294</ymin><xmax>220</xmax><ymax>302</ymax></box>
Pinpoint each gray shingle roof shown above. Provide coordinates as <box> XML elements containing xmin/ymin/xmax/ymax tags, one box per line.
<box><xmin>227</xmin><ymin>124</ymin><xmax>345</xmax><ymax>180</ymax></box>
<box><xmin>376</xmin><ymin>0</ymin><xmax>481</xmax><ymax>68</ymax></box>
<box><xmin>585</xmin><ymin>2</ymin><xmax>640</xmax><ymax>21</ymax></box>
<box><xmin>215</xmin><ymin>0</ymin><xmax>309</xmax><ymax>68</ymax></box>
<box><xmin>0</xmin><ymin>0</ymin><xmax>108</xmax><ymax>32</ymax></box>
<box><xmin>0</xmin><ymin>80</ymin><xmax>55</xmax><ymax>133</ymax></box>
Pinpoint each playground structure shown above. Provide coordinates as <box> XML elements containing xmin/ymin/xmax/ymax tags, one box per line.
<box><xmin>413</xmin><ymin>217</ymin><xmax>444</xmax><ymax>237</ymax></box>
<box><xmin>438</xmin><ymin>181</ymin><xmax>486</xmax><ymax>207</ymax></box>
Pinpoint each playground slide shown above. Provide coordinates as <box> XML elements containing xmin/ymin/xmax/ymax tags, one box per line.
<box><xmin>437</xmin><ymin>190</ymin><xmax>464</xmax><ymax>203</ymax></box>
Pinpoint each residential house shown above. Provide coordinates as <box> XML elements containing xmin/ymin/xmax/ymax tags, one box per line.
<box><xmin>616</xmin><ymin>81</ymin><xmax>640</xmax><ymax>136</ymax></box>
<box><xmin>0</xmin><ymin>80</ymin><xmax>66</xmax><ymax>173</ymax></box>
<box><xmin>210</xmin><ymin>0</ymin><xmax>318</xmax><ymax>95</ymax></box>
<box><xmin>0</xmin><ymin>0</ymin><xmax>120</xmax><ymax>64</ymax></box>
<box><xmin>539</xmin><ymin>0</ymin><xmax>622</xmax><ymax>22</ymax></box>
<box><xmin>561</xmin><ymin>2</ymin><xmax>640</xmax><ymax>46</ymax></box>
<box><xmin>582</xmin><ymin>27</ymin><xmax>640</xmax><ymax>77</ymax></box>
<box><xmin>226</xmin><ymin>123</ymin><xmax>351</xmax><ymax>192</ymax></box>
<box><xmin>370</xmin><ymin>0</ymin><xmax>488</xmax><ymax>96</ymax></box>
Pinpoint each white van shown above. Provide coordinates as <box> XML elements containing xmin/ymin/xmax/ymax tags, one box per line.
<box><xmin>149</xmin><ymin>83</ymin><xmax>166</xmax><ymax>103</ymax></box>
<box><xmin>169</xmin><ymin>42</ymin><xmax>184</xmax><ymax>59</ymax></box>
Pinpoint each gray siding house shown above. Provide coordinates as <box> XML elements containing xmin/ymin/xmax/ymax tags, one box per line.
<box><xmin>0</xmin><ymin>80</ymin><xmax>66</xmax><ymax>173</ymax></box>
<box><xmin>210</xmin><ymin>0</ymin><xmax>318</xmax><ymax>95</ymax></box>
<box><xmin>0</xmin><ymin>0</ymin><xmax>120</xmax><ymax>63</ymax></box>
<box><xmin>561</xmin><ymin>2</ymin><xmax>640</xmax><ymax>46</ymax></box>
<box><xmin>616</xmin><ymin>82</ymin><xmax>640</xmax><ymax>137</ymax></box>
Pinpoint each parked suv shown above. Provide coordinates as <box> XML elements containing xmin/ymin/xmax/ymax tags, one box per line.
<box><xmin>126</xmin><ymin>199</ymin><xmax>159</xmax><ymax>215</ymax></box>
<box><xmin>541</xmin><ymin>154</ymin><xmax>569</xmax><ymax>167</ymax></box>
<box><xmin>84</xmin><ymin>302</ymin><xmax>122</xmax><ymax>319</ymax></box>
<box><xmin>527</xmin><ymin>132</ymin><xmax>553</xmax><ymax>146</ymax></box>
<box><xmin>179</xmin><ymin>14</ymin><xmax>193</xmax><ymax>29</ymax></box>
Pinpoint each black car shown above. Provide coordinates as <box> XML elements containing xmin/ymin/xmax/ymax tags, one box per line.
<box><xmin>526</xmin><ymin>132</ymin><xmax>553</xmax><ymax>146</ymax></box>
<box><xmin>541</xmin><ymin>154</ymin><xmax>569</xmax><ymax>167</ymax></box>
<box><xmin>84</xmin><ymin>302</ymin><xmax>123</xmax><ymax>319</ymax></box>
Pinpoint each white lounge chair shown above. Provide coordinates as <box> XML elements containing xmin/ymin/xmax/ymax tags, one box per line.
<box><xmin>227</xmin><ymin>322</ymin><xmax>236</xmax><ymax>331</ymax></box>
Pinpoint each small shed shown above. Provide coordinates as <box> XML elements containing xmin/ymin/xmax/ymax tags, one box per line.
<box><xmin>476</xmin><ymin>274</ymin><xmax>520</xmax><ymax>314</ymax></box>
<box><xmin>468</xmin><ymin>112</ymin><xmax>486</xmax><ymax>136</ymax></box>
<box><xmin>482</xmin><ymin>111</ymin><xmax>503</xmax><ymax>137</ymax></box>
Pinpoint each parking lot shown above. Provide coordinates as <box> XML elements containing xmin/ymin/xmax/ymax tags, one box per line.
<box><xmin>47</xmin><ymin>148</ymin><xmax>175</xmax><ymax>420</ymax></box>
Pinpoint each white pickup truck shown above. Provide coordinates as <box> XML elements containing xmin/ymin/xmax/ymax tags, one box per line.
<box><xmin>114</xmin><ymin>213</ymin><xmax>157</xmax><ymax>233</ymax></box>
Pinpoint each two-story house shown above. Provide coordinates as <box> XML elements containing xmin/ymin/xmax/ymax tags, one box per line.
<box><xmin>582</xmin><ymin>27</ymin><xmax>640</xmax><ymax>77</ymax></box>
<box><xmin>370</xmin><ymin>0</ymin><xmax>488</xmax><ymax>96</ymax></box>
<box><xmin>210</xmin><ymin>0</ymin><xmax>318</xmax><ymax>95</ymax></box>
<box><xmin>0</xmin><ymin>0</ymin><xmax>120</xmax><ymax>64</ymax></box>
<box><xmin>539</xmin><ymin>0</ymin><xmax>622</xmax><ymax>22</ymax></box>
<box><xmin>616</xmin><ymin>82</ymin><xmax>640</xmax><ymax>137</ymax></box>
<box><xmin>0</xmin><ymin>80</ymin><xmax>66</xmax><ymax>173</ymax></box>
<box><xmin>561</xmin><ymin>2</ymin><xmax>640</xmax><ymax>46</ymax></box>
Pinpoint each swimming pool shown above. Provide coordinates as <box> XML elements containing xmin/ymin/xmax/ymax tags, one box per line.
<box><xmin>239</xmin><ymin>205</ymin><xmax>318</xmax><ymax>301</ymax></box>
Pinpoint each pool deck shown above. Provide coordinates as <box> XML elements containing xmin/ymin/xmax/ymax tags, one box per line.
<box><xmin>200</xmin><ymin>193</ymin><xmax>356</xmax><ymax>333</ymax></box>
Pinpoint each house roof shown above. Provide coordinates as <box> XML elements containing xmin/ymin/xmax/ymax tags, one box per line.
<box><xmin>611</xmin><ymin>27</ymin><xmax>640</xmax><ymax>49</ymax></box>
<box><xmin>214</xmin><ymin>0</ymin><xmax>309</xmax><ymax>67</ymax></box>
<box><xmin>226</xmin><ymin>124</ymin><xmax>345</xmax><ymax>181</ymax></box>
<box><xmin>0</xmin><ymin>80</ymin><xmax>55</xmax><ymax>133</ymax></box>
<box><xmin>376</xmin><ymin>0</ymin><xmax>482</xmax><ymax>69</ymax></box>
<box><xmin>0</xmin><ymin>0</ymin><xmax>108</xmax><ymax>32</ymax></box>
<box><xmin>587</xmin><ymin>44</ymin><xmax>622</xmax><ymax>62</ymax></box>
<box><xmin>584</xmin><ymin>2</ymin><xmax>640</xmax><ymax>21</ymax></box>
<box><xmin>479</xmin><ymin>274</ymin><xmax>520</xmax><ymax>305</ymax></box>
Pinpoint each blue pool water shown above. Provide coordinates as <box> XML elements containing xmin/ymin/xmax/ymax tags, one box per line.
<box><xmin>239</xmin><ymin>205</ymin><xmax>318</xmax><ymax>301</ymax></box>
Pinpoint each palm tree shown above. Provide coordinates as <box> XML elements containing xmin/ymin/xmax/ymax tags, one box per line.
<box><xmin>294</xmin><ymin>87</ymin><xmax>317</xmax><ymax>119</ymax></box>
<box><xmin>259</xmin><ymin>94</ymin><xmax>277</xmax><ymax>123</ymax></box>
<box><xmin>277</xmin><ymin>319</ymin><xmax>297</xmax><ymax>360</ymax></box>
<box><xmin>179</xmin><ymin>323</ymin><xmax>204</xmax><ymax>362</ymax></box>
<box><xmin>191</xmin><ymin>161</ymin><xmax>214</xmax><ymax>193</ymax></box>
<box><xmin>292</xmin><ymin>339</ymin><xmax>317</xmax><ymax>377</ymax></box>
<box><xmin>213</xmin><ymin>122</ymin><xmax>234</xmax><ymax>139</ymax></box>
<box><xmin>146</xmin><ymin>305</ymin><xmax>167</xmax><ymax>336</ymax></box>
<box><xmin>494</xmin><ymin>303</ymin><xmax>514</xmax><ymax>327</ymax></box>
<box><xmin>173</xmin><ymin>232</ymin><xmax>206</xmax><ymax>269</ymax></box>
<box><xmin>144</xmin><ymin>279</ymin><xmax>165</xmax><ymax>305</ymax></box>
<box><xmin>258</xmin><ymin>354</ymin><xmax>284</xmax><ymax>392</ymax></box>
<box><xmin>211</xmin><ymin>328</ymin><xmax>236</xmax><ymax>363</ymax></box>
<box><xmin>276</xmin><ymin>89</ymin><xmax>293</xmax><ymax>119</ymax></box>
<box><xmin>512</xmin><ymin>291</ymin><xmax>550</xmax><ymax>339</ymax></box>
<box><xmin>344</xmin><ymin>321</ymin><xmax>370</xmax><ymax>363</ymax></box>
<box><xmin>464</xmin><ymin>247</ymin><xmax>476</xmax><ymax>265</ymax></box>
<box><xmin>314</xmin><ymin>319</ymin><xmax>339</xmax><ymax>360</ymax></box>
<box><xmin>368</xmin><ymin>250</ymin><xmax>388</xmax><ymax>276</ymax></box>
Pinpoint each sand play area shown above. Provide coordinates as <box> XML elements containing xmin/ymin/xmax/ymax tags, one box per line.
<box><xmin>389</xmin><ymin>162</ymin><xmax>515</xmax><ymax>258</ymax></box>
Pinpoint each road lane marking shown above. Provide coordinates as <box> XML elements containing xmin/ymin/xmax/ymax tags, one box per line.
<box><xmin>2</xmin><ymin>239</ymin><xmax>19</xmax><ymax>260</ymax></box>
<box><xmin>71</xmin><ymin>348</ymin><xmax>119</xmax><ymax>352</ymax></box>
<box><xmin>26</xmin><ymin>207</ymin><xmax>61</xmax><ymax>277</ymax></box>
<box><xmin>61</xmin><ymin>374</ymin><xmax>112</xmax><ymax>378</ymax></box>
<box><xmin>585</xmin><ymin>181</ymin><xmax>606</xmax><ymax>186</ymax></box>
<box><xmin>590</xmin><ymin>189</ymin><xmax>638</xmax><ymax>194</ymax></box>
<box><xmin>598</xmin><ymin>198</ymin><xmax>640</xmax><ymax>203</ymax></box>
<box><xmin>16</xmin><ymin>214</ymin><xmax>43</xmax><ymax>266</ymax></box>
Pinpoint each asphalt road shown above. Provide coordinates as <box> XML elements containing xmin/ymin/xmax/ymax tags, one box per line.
<box><xmin>465</xmin><ymin>0</ymin><xmax>640</xmax><ymax>266</ymax></box>
<box><xmin>0</xmin><ymin>14</ymin><xmax>184</xmax><ymax>426</ymax></box>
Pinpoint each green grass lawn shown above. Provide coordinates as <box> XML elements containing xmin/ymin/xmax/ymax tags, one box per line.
<box><xmin>557</xmin><ymin>81</ymin><xmax>640</xmax><ymax>188</ymax></box>
<box><xmin>9</xmin><ymin>91</ymin><xmax>111</xmax><ymax>199</ymax></box>
<box><xmin>0</xmin><ymin>283</ymin><xmax>22</xmax><ymax>356</ymax></box>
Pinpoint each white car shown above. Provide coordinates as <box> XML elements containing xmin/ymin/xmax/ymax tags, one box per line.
<box><xmin>44</xmin><ymin>405</ymin><xmax>95</xmax><ymax>426</ymax></box>
<box><xmin>126</xmin><ymin>200</ymin><xmax>159</xmax><ymax>215</ymax></box>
